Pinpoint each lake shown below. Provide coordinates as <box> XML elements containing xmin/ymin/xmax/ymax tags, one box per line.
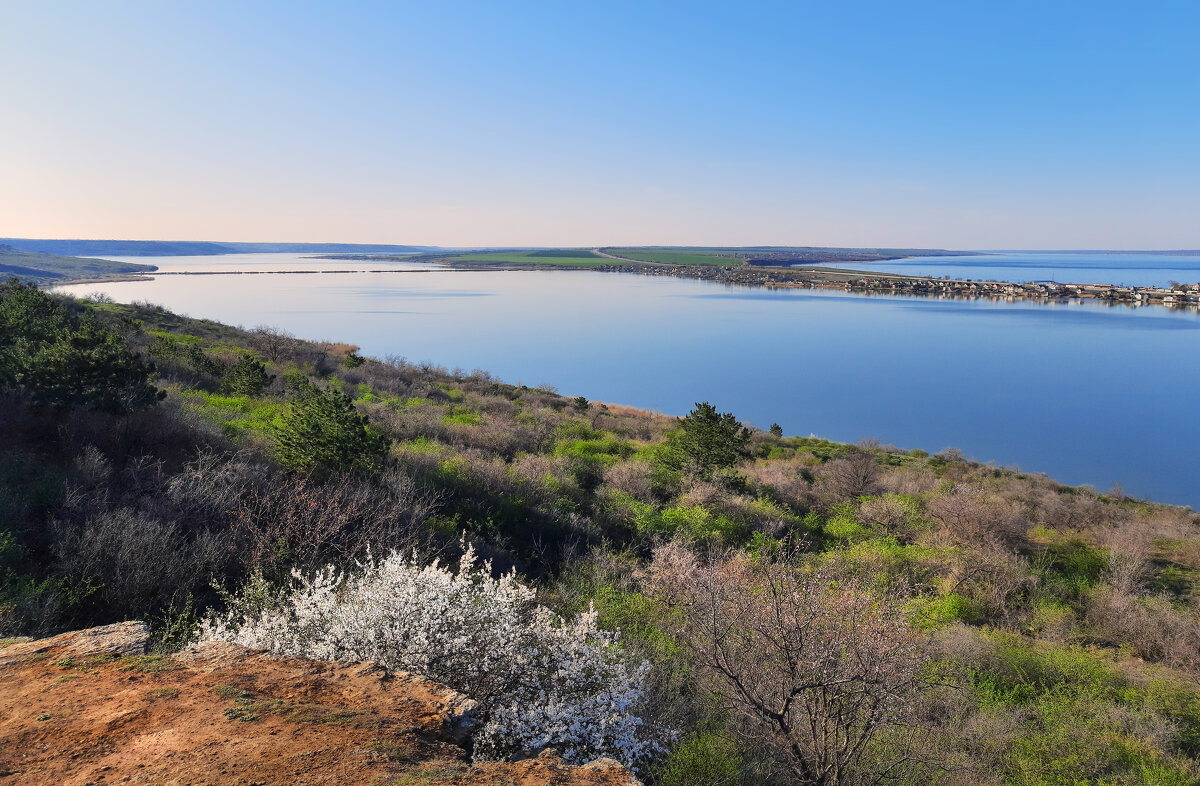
<box><xmin>821</xmin><ymin>252</ymin><xmax>1200</xmax><ymax>288</ymax></box>
<box><xmin>58</xmin><ymin>253</ymin><xmax>1200</xmax><ymax>507</ymax></box>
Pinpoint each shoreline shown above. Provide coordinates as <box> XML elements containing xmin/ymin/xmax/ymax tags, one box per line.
<box><xmin>367</xmin><ymin>254</ymin><xmax>1200</xmax><ymax>312</ymax></box>
<box><xmin>52</xmin><ymin>259</ymin><xmax>1200</xmax><ymax>313</ymax></box>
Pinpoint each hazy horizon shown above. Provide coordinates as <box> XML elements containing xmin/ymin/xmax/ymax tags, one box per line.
<box><xmin>7</xmin><ymin>237</ymin><xmax>1200</xmax><ymax>254</ymax></box>
<box><xmin>4</xmin><ymin>2</ymin><xmax>1198</xmax><ymax>248</ymax></box>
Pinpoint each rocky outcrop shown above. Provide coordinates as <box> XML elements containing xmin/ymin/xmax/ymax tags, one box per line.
<box><xmin>0</xmin><ymin>624</ymin><xmax>641</xmax><ymax>785</ymax></box>
<box><xmin>0</xmin><ymin>620</ymin><xmax>149</xmax><ymax>666</ymax></box>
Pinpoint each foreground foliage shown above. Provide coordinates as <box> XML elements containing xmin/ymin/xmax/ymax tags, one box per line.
<box><xmin>0</xmin><ymin>280</ymin><xmax>161</xmax><ymax>411</ymax></box>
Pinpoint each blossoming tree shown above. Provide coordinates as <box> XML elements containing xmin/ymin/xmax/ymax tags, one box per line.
<box><xmin>198</xmin><ymin>543</ymin><xmax>661</xmax><ymax>768</ymax></box>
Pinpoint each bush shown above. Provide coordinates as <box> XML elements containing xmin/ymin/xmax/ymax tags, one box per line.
<box><xmin>222</xmin><ymin>353</ymin><xmax>273</xmax><ymax>396</ymax></box>
<box><xmin>658</xmin><ymin>731</ymin><xmax>745</xmax><ymax>786</ymax></box>
<box><xmin>0</xmin><ymin>282</ymin><xmax>162</xmax><ymax>412</ymax></box>
<box><xmin>665</xmin><ymin>402</ymin><xmax>751</xmax><ymax>477</ymax></box>
<box><xmin>273</xmin><ymin>381</ymin><xmax>389</xmax><ymax>475</ymax></box>
<box><xmin>199</xmin><ymin>543</ymin><xmax>663</xmax><ymax>768</ymax></box>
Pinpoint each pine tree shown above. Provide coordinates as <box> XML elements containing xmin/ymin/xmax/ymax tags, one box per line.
<box><xmin>668</xmin><ymin>401</ymin><xmax>752</xmax><ymax>476</ymax></box>
<box><xmin>222</xmin><ymin>352</ymin><xmax>273</xmax><ymax>396</ymax></box>
<box><xmin>273</xmin><ymin>382</ymin><xmax>389</xmax><ymax>475</ymax></box>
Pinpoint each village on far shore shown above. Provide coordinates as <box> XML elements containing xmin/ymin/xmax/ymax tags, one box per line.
<box><xmin>543</xmin><ymin>260</ymin><xmax>1200</xmax><ymax>310</ymax></box>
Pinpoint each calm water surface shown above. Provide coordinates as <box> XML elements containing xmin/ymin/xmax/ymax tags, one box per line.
<box><xmin>822</xmin><ymin>252</ymin><xmax>1200</xmax><ymax>288</ymax></box>
<box><xmin>58</xmin><ymin>254</ymin><xmax>1200</xmax><ymax>507</ymax></box>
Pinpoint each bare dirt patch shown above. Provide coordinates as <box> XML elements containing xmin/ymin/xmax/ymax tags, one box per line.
<box><xmin>0</xmin><ymin>624</ymin><xmax>638</xmax><ymax>785</ymax></box>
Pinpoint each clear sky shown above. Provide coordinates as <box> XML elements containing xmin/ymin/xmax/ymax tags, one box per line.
<box><xmin>2</xmin><ymin>1</ymin><xmax>1198</xmax><ymax>249</ymax></box>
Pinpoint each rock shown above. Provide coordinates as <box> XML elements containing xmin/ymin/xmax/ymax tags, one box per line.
<box><xmin>582</xmin><ymin>757</ymin><xmax>644</xmax><ymax>785</ymax></box>
<box><xmin>0</xmin><ymin>621</ymin><xmax>148</xmax><ymax>666</ymax></box>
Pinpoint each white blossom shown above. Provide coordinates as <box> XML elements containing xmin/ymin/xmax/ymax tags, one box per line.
<box><xmin>198</xmin><ymin>543</ymin><xmax>661</xmax><ymax>768</ymax></box>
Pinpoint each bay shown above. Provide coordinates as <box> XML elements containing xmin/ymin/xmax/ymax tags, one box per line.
<box><xmin>56</xmin><ymin>253</ymin><xmax>1200</xmax><ymax>507</ymax></box>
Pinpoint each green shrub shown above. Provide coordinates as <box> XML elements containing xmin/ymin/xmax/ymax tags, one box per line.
<box><xmin>658</xmin><ymin>732</ymin><xmax>745</xmax><ymax>786</ymax></box>
<box><xmin>443</xmin><ymin>408</ymin><xmax>482</xmax><ymax>426</ymax></box>
<box><xmin>221</xmin><ymin>353</ymin><xmax>273</xmax><ymax>396</ymax></box>
<box><xmin>273</xmin><ymin>382</ymin><xmax>389</xmax><ymax>475</ymax></box>
<box><xmin>1</xmin><ymin>282</ymin><xmax>163</xmax><ymax>412</ymax></box>
<box><xmin>910</xmin><ymin>592</ymin><xmax>984</xmax><ymax>628</ymax></box>
<box><xmin>555</xmin><ymin>437</ymin><xmax>634</xmax><ymax>463</ymax></box>
<box><xmin>660</xmin><ymin>402</ymin><xmax>751</xmax><ymax>477</ymax></box>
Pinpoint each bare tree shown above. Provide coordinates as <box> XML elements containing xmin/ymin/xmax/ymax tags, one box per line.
<box><xmin>249</xmin><ymin>325</ymin><xmax>295</xmax><ymax>363</ymax></box>
<box><xmin>646</xmin><ymin>542</ymin><xmax>930</xmax><ymax>785</ymax></box>
<box><xmin>819</xmin><ymin>452</ymin><xmax>881</xmax><ymax>502</ymax></box>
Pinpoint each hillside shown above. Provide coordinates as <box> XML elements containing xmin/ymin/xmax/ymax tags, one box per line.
<box><xmin>3</xmin><ymin>283</ymin><xmax>1200</xmax><ymax>784</ymax></box>
<box><xmin>0</xmin><ymin>244</ymin><xmax>156</xmax><ymax>284</ymax></box>
<box><xmin>0</xmin><ymin>623</ymin><xmax>639</xmax><ymax>785</ymax></box>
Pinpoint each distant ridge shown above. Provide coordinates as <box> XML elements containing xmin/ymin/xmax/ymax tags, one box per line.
<box><xmin>0</xmin><ymin>244</ymin><xmax>156</xmax><ymax>284</ymax></box>
<box><xmin>0</xmin><ymin>239</ymin><xmax>438</xmax><ymax>257</ymax></box>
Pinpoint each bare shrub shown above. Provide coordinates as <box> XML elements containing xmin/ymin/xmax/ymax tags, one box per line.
<box><xmin>646</xmin><ymin>542</ymin><xmax>929</xmax><ymax>784</ymax></box>
<box><xmin>817</xmin><ymin>452</ymin><xmax>880</xmax><ymax>503</ymax></box>
<box><xmin>878</xmin><ymin>466</ymin><xmax>940</xmax><ymax>496</ymax></box>
<box><xmin>229</xmin><ymin>469</ymin><xmax>438</xmax><ymax>576</ymax></box>
<box><xmin>741</xmin><ymin>456</ymin><xmax>814</xmax><ymax>505</ymax></box>
<box><xmin>859</xmin><ymin>495</ymin><xmax>919</xmax><ymax>541</ymax></box>
<box><xmin>1086</xmin><ymin>587</ymin><xmax>1200</xmax><ymax>670</ymax></box>
<box><xmin>52</xmin><ymin>508</ymin><xmax>203</xmax><ymax>619</ymax></box>
<box><xmin>1095</xmin><ymin>527</ymin><xmax>1152</xmax><ymax>596</ymax></box>
<box><xmin>939</xmin><ymin>544</ymin><xmax>1035</xmax><ymax>624</ymax></box>
<box><xmin>926</xmin><ymin>485</ymin><xmax>1028</xmax><ymax>547</ymax></box>
<box><xmin>602</xmin><ymin>459</ymin><xmax>658</xmax><ymax>502</ymax></box>
<box><xmin>249</xmin><ymin>325</ymin><xmax>296</xmax><ymax>363</ymax></box>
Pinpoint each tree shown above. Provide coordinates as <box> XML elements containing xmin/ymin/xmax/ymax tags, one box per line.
<box><xmin>667</xmin><ymin>402</ymin><xmax>751</xmax><ymax>476</ymax></box>
<box><xmin>249</xmin><ymin>325</ymin><xmax>295</xmax><ymax>363</ymax></box>
<box><xmin>647</xmin><ymin>543</ymin><xmax>928</xmax><ymax>785</ymax></box>
<box><xmin>770</xmin><ymin>423</ymin><xmax>784</xmax><ymax>437</ymax></box>
<box><xmin>819</xmin><ymin>452</ymin><xmax>881</xmax><ymax>502</ymax></box>
<box><xmin>222</xmin><ymin>352</ymin><xmax>273</xmax><ymax>396</ymax></box>
<box><xmin>199</xmin><ymin>543</ymin><xmax>661</xmax><ymax>768</ymax></box>
<box><xmin>273</xmin><ymin>381</ymin><xmax>389</xmax><ymax>475</ymax></box>
<box><xmin>0</xmin><ymin>280</ymin><xmax>162</xmax><ymax>412</ymax></box>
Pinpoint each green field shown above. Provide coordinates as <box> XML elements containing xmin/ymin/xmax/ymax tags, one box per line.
<box><xmin>444</xmin><ymin>250</ymin><xmax>609</xmax><ymax>267</ymax></box>
<box><xmin>601</xmin><ymin>248</ymin><xmax>743</xmax><ymax>266</ymax></box>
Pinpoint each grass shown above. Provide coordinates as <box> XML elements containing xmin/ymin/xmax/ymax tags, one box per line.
<box><xmin>374</xmin><ymin>762</ymin><xmax>473</xmax><ymax>785</ymax></box>
<box><xmin>443</xmin><ymin>250</ymin><xmax>609</xmax><ymax>267</ymax></box>
<box><xmin>118</xmin><ymin>654</ymin><xmax>180</xmax><ymax>674</ymax></box>
<box><xmin>176</xmin><ymin>389</ymin><xmax>286</xmax><ymax>440</ymax></box>
<box><xmin>442</xmin><ymin>409</ymin><xmax>482</xmax><ymax>426</ymax></box>
<box><xmin>953</xmin><ymin>632</ymin><xmax>1200</xmax><ymax>785</ymax></box>
<box><xmin>602</xmin><ymin>247</ymin><xmax>744</xmax><ymax>266</ymax></box>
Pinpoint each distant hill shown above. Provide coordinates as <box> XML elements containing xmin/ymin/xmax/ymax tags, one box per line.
<box><xmin>0</xmin><ymin>245</ymin><xmax>157</xmax><ymax>284</ymax></box>
<box><xmin>0</xmin><ymin>239</ymin><xmax>438</xmax><ymax>257</ymax></box>
<box><xmin>601</xmin><ymin>246</ymin><xmax>982</xmax><ymax>266</ymax></box>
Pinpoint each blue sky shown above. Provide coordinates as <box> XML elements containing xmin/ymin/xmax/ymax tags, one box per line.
<box><xmin>2</xmin><ymin>1</ymin><xmax>1198</xmax><ymax>247</ymax></box>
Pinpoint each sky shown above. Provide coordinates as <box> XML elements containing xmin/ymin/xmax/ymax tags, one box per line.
<box><xmin>2</xmin><ymin>1</ymin><xmax>1198</xmax><ymax>249</ymax></box>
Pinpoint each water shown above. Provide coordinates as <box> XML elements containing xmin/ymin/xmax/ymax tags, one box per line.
<box><xmin>95</xmin><ymin>251</ymin><xmax>432</xmax><ymax>274</ymax></box>
<box><xmin>57</xmin><ymin>253</ymin><xmax>1200</xmax><ymax>507</ymax></box>
<box><xmin>821</xmin><ymin>252</ymin><xmax>1200</xmax><ymax>288</ymax></box>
